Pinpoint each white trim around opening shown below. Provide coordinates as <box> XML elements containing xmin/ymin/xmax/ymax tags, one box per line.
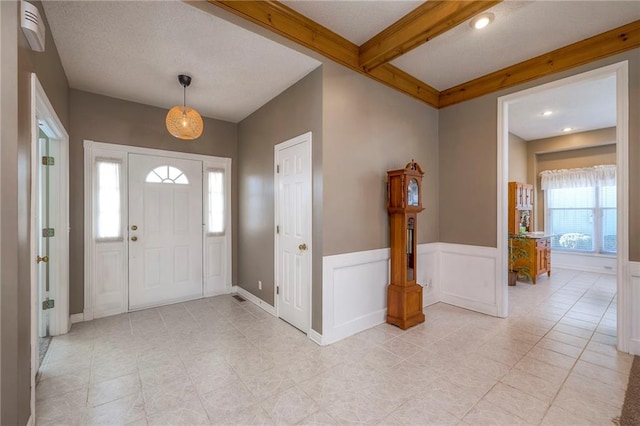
<box><xmin>496</xmin><ymin>61</ymin><xmax>630</xmax><ymax>352</ymax></box>
<box><xmin>30</xmin><ymin>72</ymin><xmax>70</xmax><ymax>425</ymax></box>
<box><xmin>83</xmin><ymin>140</ymin><xmax>233</xmax><ymax>321</ymax></box>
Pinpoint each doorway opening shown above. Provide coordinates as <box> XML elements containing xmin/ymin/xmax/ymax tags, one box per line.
<box><xmin>497</xmin><ymin>61</ymin><xmax>630</xmax><ymax>352</ymax></box>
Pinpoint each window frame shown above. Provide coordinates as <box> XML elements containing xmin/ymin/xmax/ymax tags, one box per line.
<box><xmin>145</xmin><ymin>165</ymin><xmax>190</xmax><ymax>185</ymax></box>
<box><xmin>545</xmin><ymin>185</ymin><xmax>616</xmax><ymax>255</ymax></box>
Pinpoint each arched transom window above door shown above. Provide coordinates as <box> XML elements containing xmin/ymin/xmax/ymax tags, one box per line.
<box><xmin>145</xmin><ymin>165</ymin><xmax>189</xmax><ymax>184</ymax></box>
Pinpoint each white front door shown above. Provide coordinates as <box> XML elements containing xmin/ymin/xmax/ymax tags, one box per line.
<box><xmin>275</xmin><ymin>133</ymin><xmax>312</xmax><ymax>333</ymax></box>
<box><xmin>128</xmin><ymin>154</ymin><xmax>203</xmax><ymax>310</ymax></box>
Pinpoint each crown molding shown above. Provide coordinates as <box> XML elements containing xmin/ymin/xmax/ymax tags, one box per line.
<box><xmin>440</xmin><ymin>19</ymin><xmax>640</xmax><ymax>108</ymax></box>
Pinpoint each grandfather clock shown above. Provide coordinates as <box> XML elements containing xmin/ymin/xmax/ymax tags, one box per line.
<box><xmin>386</xmin><ymin>160</ymin><xmax>425</xmax><ymax>329</ymax></box>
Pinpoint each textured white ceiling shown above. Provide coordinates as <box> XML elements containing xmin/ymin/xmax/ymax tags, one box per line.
<box><xmin>42</xmin><ymin>0</ymin><xmax>321</xmax><ymax>123</ymax></box>
<box><xmin>392</xmin><ymin>1</ymin><xmax>640</xmax><ymax>91</ymax></box>
<box><xmin>509</xmin><ymin>74</ymin><xmax>616</xmax><ymax>141</ymax></box>
<box><xmin>42</xmin><ymin>0</ymin><xmax>640</xmax><ymax>124</ymax></box>
<box><xmin>282</xmin><ymin>0</ymin><xmax>423</xmax><ymax>45</ymax></box>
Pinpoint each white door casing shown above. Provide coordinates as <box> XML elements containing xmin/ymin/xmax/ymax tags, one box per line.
<box><xmin>128</xmin><ymin>154</ymin><xmax>203</xmax><ymax>310</ymax></box>
<box><xmin>84</xmin><ymin>142</ymin><xmax>232</xmax><ymax>320</ymax></box>
<box><xmin>275</xmin><ymin>132</ymin><xmax>312</xmax><ymax>333</ymax></box>
<box><xmin>30</xmin><ymin>73</ymin><xmax>70</xmax><ymax>420</ymax></box>
<box><xmin>497</xmin><ymin>61</ymin><xmax>630</xmax><ymax>352</ymax></box>
<box><xmin>37</xmin><ymin>132</ymin><xmax>58</xmax><ymax>337</ymax></box>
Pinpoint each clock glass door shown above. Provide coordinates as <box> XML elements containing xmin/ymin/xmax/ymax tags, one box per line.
<box><xmin>407</xmin><ymin>217</ymin><xmax>415</xmax><ymax>281</ymax></box>
<box><xmin>408</xmin><ymin>178</ymin><xmax>419</xmax><ymax>206</ymax></box>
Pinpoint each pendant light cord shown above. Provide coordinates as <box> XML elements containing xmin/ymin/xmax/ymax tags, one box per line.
<box><xmin>183</xmin><ymin>84</ymin><xmax>187</xmax><ymax>111</ymax></box>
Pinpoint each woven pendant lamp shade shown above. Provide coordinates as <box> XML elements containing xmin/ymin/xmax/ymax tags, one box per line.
<box><xmin>165</xmin><ymin>106</ymin><xmax>203</xmax><ymax>140</ymax></box>
<box><xmin>166</xmin><ymin>74</ymin><xmax>204</xmax><ymax>140</ymax></box>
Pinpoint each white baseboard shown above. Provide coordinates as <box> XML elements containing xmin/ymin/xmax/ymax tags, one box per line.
<box><xmin>70</xmin><ymin>313</ymin><xmax>84</xmax><ymax>324</ymax></box>
<box><xmin>552</xmin><ymin>251</ymin><xmax>616</xmax><ymax>275</ymax></box>
<box><xmin>439</xmin><ymin>293</ymin><xmax>499</xmax><ymax>317</ymax></box>
<box><xmin>233</xmin><ymin>285</ymin><xmax>277</xmax><ymax>316</ymax></box>
<box><xmin>309</xmin><ymin>329</ymin><xmax>323</xmax><ymax>346</ymax></box>
<box><xmin>204</xmin><ymin>286</ymin><xmax>234</xmax><ymax>298</ymax></box>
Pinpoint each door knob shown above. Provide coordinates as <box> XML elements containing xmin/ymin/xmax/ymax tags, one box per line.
<box><xmin>298</xmin><ymin>243</ymin><xmax>307</xmax><ymax>251</ymax></box>
<box><xmin>131</xmin><ymin>236</ymin><xmax>138</xmax><ymax>242</ymax></box>
<box><xmin>37</xmin><ymin>255</ymin><xmax>49</xmax><ymax>263</ymax></box>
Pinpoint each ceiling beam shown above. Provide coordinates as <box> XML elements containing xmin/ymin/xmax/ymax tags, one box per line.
<box><xmin>369</xmin><ymin>64</ymin><xmax>440</xmax><ymax>106</ymax></box>
<box><xmin>359</xmin><ymin>0</ymin><xmax>502</xmax><ymax>72</ymax></box>
<box><xmin>208</xmin><ymin>1</ymin><xmax>359</xmax><ymax>69</ymax></box>
<box><xmin>208</xmin><ymin>0</ymin><xmax>440</xmax><ymax>108</ymax></box>
<box><xmin>439</xmin><ymin>19</ymin><xmax>640</xmax><ymax>108</ymax></box>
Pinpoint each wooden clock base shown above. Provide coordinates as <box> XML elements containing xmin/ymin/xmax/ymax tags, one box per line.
<box><xmin>386</xmin><ymin>283</ymin><xmax>425</xmax><ymax>330</ymax></box>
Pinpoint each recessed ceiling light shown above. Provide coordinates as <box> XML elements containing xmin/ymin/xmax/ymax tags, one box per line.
<box><xmin>541</xmin><ymin>111</ymin><xmax>553</xmax><ymax>116</ymax></box>
<box><xmin>562</xmin><ymin>127</ymin><xmax>573</xmax><ymax>132</ymax></box>
<box><xmin>470</xmin><ymin>13</ymin><xmax>494</xmax><ymax>30</ymax></box>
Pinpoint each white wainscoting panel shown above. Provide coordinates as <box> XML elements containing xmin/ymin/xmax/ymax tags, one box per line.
<box><xmin>417</xmin><ymin>244</ymin><xmax>439</xmax><ymax>307</ymax></box>
<box><xmin>321</xmin><ymin>244</ymin><xmax>437</xmax><ymax>345</ymax></box>
<box><xmin>629</xmin><ymin>262</ymin><xmax>640</xmax><ymax>355</ymax></box>
<box><xmin>553</xmin><ymin>251</ymin><xmax>616</xmax><ymax>275</ymax></box>
<box><xmin>439</xmin><ymin>243</ymin><xmax>499</xmax><ymax>316</ymax></box>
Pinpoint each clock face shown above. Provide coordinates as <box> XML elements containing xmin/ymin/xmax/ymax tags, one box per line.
<box><xmin>408</xmin><ymin>178</ymin><xmax>419</xmax><ymax>206</ymax></box>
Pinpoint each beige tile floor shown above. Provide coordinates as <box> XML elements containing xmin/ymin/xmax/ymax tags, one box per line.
<box><xmin>36</xmin><ymin>269</ymin><xmax>632</xmax><ymax>425</ymax></box>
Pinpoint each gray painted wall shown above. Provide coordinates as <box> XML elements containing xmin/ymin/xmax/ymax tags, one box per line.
<box><xmin>508</xmin><ymin>133</ymin><xmax>527</xmax><ymax>183</ymax></box>
<box><xmin>439</xmin><ymin>49</ymin><xmax>640</xmax><ymax>261</ymax></box>
<box><xmin>322</xmin><ymin>61</ymin><xmax>440</xmax><ymax>256</ymax></box>
<box><xmin>526</xmin><ymin>126</ymin><xmax>617</xmax><ymax>194</ymax></box>
<box><xmin>69</xmin><ymin>89</ymin><xmax>238</xmax><ymax>315</ymax></box>
<box><xmin>1</xmin><ymin>1</ymin><xmax>69</xmax><ymax>422</ymax></box>
<box><xmin>237</xmin><ymin>68</ymin><xmax>323</xmax><ymax>331</ymax></box>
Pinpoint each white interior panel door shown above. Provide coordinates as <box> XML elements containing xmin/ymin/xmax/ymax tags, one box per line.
<box><xmin>128</xmin><ymin>154</ymin><xmax>203</xmax><ymax>310</ymax></box>
<box><xmin>276</xmin><ymin>134</ymin><xmax>311</xmax><ymax>333</ymax></box>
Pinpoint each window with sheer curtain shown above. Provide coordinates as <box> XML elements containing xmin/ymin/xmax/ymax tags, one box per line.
<box><xmin>207</xmin><ymin>169</ymin><xmax>225</xmax><ymax>235</ymax></box>
<box><xmin>96</xmin><ymin>159</ymin><xmax>122</xmax><ymax>240</ymax></box>
<box><xmin>541</xmin><ymin>165</ymin><xmax>616</xmax><ymax>254</ymax></box>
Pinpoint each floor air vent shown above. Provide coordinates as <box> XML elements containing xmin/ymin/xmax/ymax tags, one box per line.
<box><xmin>232</xmin><ymin>295</ymin><xmax>246</xmax><ymax>302</ymax></box>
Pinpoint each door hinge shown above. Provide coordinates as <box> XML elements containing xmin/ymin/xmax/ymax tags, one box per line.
<box><xmin>41</xmin><ymin>156</ymin><xmax>55</xmax><ymax>166</ymax></box>
<box><xmin>276</xmin><ymin>164</ymin><xmax>280</xmax><ymax>173</ymax></box>
<box><xmin>276</xmin><ymin>225</ymin><xmax>280</xmax><ymax>234</ymax></box>
<box><xmin>277</xmin><ymin>286</ymin><xmax>279</xmax><ymax>295</ymax></box>
<box><xmin>42</xmin><ymin>299</ymin><xmax>55</xmax><ymax>310</ymax></box>
<box><xmin>42</xmin><ymin>228</ymin><xmax>55</xmax><ymax>238</ymax></box>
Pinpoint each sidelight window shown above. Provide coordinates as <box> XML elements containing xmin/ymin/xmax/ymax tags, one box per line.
<box><xmin>207</xmin><ymin>169</ymin><xmax>225</xmax><ymax>235</ymax></box>
<box><xmin>95</xmin><ymin>159</ymin><xmax>122</xmax><ymax>240</ymax></box>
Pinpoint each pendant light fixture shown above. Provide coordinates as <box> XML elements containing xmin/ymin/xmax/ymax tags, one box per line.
<box><xmin>165</xmin><ymin>74</ymin><xmax>204</xmax><ymax>140</ymax></box>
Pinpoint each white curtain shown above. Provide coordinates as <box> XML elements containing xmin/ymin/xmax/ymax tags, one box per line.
<box><xmin>96</xmin><ymin>159</ymin><xmax>122</xmax><ymax>240</ymax></box>
<box><xmin>540</xmin><ymin>165</ymin><xmax>616</xmax><ymax>190</ymax></box>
